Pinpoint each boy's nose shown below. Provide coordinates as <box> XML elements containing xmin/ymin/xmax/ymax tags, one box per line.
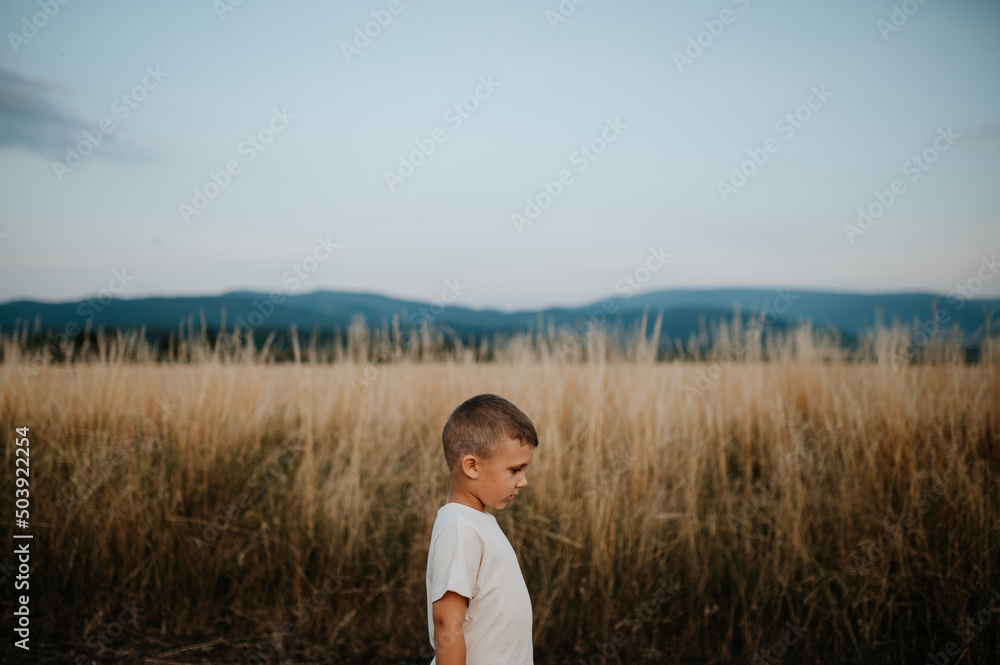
<box><xmin>516</xmin><ymin>475</ymin><xmax>528</xmax><ymax>488</ymax></box>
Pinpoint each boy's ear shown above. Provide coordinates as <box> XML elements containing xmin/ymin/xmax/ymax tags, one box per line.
<box><xmin>460</xmin><ymin>454</ymin><xmax>479</xmax><ymax>480</ymax></box>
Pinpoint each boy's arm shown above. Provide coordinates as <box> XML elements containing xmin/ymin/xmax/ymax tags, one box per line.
<box><xmin>432</xmin><ymin>590</ymin><xmax>469</xmax><ymax>665</ymax></box>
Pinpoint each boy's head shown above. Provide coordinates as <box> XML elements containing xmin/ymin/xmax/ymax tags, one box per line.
<box><xmin>442</xmin><ymin>394</ymin><xmax>538</xmax><ymax>510</ymax></box>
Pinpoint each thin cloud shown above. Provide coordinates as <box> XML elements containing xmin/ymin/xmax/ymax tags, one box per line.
<box><xmin>0</xmin><ymin>68</ymin><xmax>86</xmax><ymax>157</ymax></box>
<box><xmin>0</xmin><ymin>67</ymin><xmax>147</xmax><ymax>162</ymax></box>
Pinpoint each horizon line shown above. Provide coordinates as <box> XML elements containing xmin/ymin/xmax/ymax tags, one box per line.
<box><xmin>0</xmin><ymin>284</ymin><xmax>994</xmax><ymax>314</ymax></box>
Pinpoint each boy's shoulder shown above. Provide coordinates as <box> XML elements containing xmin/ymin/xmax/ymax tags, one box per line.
<box><xmin>430</xmin><ymin>503</ymin><xmax>501</xmax><ymax>542</ymax></box>
<box><xmin>433</xmin><ymin>502</ymin><xmax>497</xmax><ymax>526</ymax></box>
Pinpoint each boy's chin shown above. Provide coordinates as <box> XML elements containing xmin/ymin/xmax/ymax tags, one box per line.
<box><xmin>495</xmin><ymin>495</ymin><xmax>515</xmax><ymax>509</ymax></box>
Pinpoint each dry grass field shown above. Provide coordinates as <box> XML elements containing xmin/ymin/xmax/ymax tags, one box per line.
<box><xmin>1</xmin><ymin>316</ymin><xmax>998</xmax><ymax>663</ymax></box>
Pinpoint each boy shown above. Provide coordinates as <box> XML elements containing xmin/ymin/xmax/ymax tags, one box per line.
<box><xmin>425</xmin><ymin>394</ymin><xmax>539</xmax><ymax>665</ymax></box>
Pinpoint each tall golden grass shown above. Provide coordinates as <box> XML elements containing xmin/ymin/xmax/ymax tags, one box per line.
<box><xmin>1</xmin><ymin>313</ymin><xmax>998</xmax><ymax>663</ymax></box>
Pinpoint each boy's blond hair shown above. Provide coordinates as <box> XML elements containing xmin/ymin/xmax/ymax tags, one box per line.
<box><xmin>441</xmin><ymin>394</ymin><xmax>538</xmax><ymax>470</ymax></box>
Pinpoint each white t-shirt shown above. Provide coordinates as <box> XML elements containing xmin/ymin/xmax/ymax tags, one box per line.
<box><xmin>425</xmin><ymin>502</ymin><xmax>533</xmax><ymax>664</ymax></box>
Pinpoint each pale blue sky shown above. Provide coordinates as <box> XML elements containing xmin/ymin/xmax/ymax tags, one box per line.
<box><xmin>1</xmin><ymin>0</ymin><xmax>998</xmax><ymax>310</ymax></box>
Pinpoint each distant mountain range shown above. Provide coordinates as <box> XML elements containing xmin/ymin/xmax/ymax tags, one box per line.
<box><xmin>2</xmin><ymin>288</ymin><xmax>998</xmax><ymax>351</ymax></box>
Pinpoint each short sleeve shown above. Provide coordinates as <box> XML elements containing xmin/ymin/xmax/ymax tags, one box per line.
<box><xmin>428</xmin><ymin>519</ymin><xmax>484</xmax><ymax>604</ymax></box>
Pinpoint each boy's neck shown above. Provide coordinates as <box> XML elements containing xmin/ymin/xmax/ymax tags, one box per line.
<box><xmin>446</xmin><ymin>486</ymin><xmax>486</xmax><ymax>513</ymax></box>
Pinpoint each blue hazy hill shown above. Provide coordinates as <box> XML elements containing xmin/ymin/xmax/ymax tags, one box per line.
<box><xmin>1</xmin><ymin>287</ymin><xmax>997</xmax><ymax>352</ymax></box>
